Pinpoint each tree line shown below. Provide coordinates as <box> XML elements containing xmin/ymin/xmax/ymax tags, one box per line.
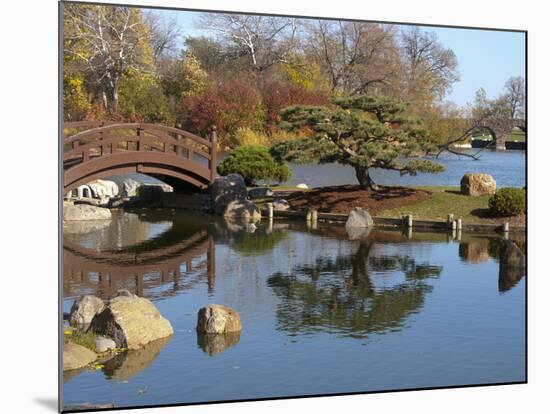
<box><xmin>63</xmin><ymin>4</ymin><xmax>524</xmax><ymax>150</ymax></box>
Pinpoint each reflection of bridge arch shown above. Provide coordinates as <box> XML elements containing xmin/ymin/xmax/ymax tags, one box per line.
<box><xmin>63</xmin><ymin>121</ymin><xmax>217</xmax><ymax>194</ymax></box>
<box><xmin>63</xmin><ymin>231</ymin><xmax>216</xmax><ymax>299</ymax></box>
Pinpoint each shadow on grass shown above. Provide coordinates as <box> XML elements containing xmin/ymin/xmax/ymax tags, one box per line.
<box><xmin>470</xmin><ymin>207</ymin><xmax>491</xmax><ymax>218</ymax></box>
<box><xmin>286</xmin><ymin>185</ymin><xmax>427</xmax><ymax>213</ymax></box>
<box><xmin>445</xmin><ymin>190</ymin><xmax>464</xmax><ymax>195</ymax></box>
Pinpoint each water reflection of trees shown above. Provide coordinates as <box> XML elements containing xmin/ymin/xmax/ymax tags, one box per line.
<box><xmin>267</xmin><ymin>240</ymin><xmax>443</xmax><ymax>339</ymax></box>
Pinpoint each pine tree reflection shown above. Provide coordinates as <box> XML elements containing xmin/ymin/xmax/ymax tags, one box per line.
<box><xmin>267</xmin><ymin>238</ymin><xmax>442</xmax><ymax>339</ymax></box>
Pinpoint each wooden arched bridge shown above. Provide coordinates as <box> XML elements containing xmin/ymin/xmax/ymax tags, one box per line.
<box><xmin>63</xmin><ymin>121</ymin><xmax>217</xmax><ymax>194</ymax></box>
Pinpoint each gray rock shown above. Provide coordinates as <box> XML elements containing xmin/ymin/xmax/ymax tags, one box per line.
<box><xmin>460</xmin><ymin>173</ymin><xmax>496</xmax><ymax>196</ymax></box>
<box><xmin>122</xmin><ymin>178</ymin><xmax>141</xmax><ymax>197</ymax></box>
<box><xmin>197</xmin><ymin>304</ymin><xmax>242</xmax><ymax>334</ymax></box>
<box><xmin>223</xmin><ymin>199</ymin><xmax>261</xmax><ymax>221</ymax></box>
<box><xmin>272</xmin><ymin>198</ymin><xmax>290</xmax><ymax>211</ymax></box>
<box><xmin>88</xmin><ymin>179</ymin><xmax>119</xmax><ymax>199</ymax></box>
<box><xmin>63</xmin><ymin>342</ymin><xmax>97</xmax><ymax>371</ymax></box>
<box><xmin>64</xmin><ymin>204</ymin><xmax>112</xmax><ymax>221</ymax></box>
<box><xmin>210</xmin><ymin>174</ymin><xmax>248</xmax><ymax>215</ymax></box>
<box><xmin>95</xmin><ymin>336</ymin><xmax>117</xmax><ymax>353</ymax></box>
<box><xmin>345</xmin><ymin>207</ymin><xmax>374</xmax><ymax>229</ymax></box>
<box><xmin>69</xmin><ymin>295</ymin><xmax>105</xmax><ymax>327</ymax></box>
<box><xmin>248</xmin><ymin>187</ymin><xmax>274</xmax><ymax>199</ymax></box>
<box><xmin>89</xmin><ymin>290</ymin><xmax>173</xmax><ymax>350</ymax></box>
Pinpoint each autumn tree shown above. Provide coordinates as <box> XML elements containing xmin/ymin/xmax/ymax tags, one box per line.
<box><xmin>302</xmin><ymin>21</ymin><xmax>401</xmax><ymax>96</ymax></box>
<box><xmin>399</xmin><ymin>27</ymin><xmax>459</xmax><ymax>110</ymax></box>
<box><xmin>63</xmin><ymin>4</ymin><xmax>154</xmax><ymax>112</ymax></box>
<box><xmin>160</xmin><ymin>51</ymin><xmax>207</xmax><ymax>100</ymax></box>
<box><xmin>270</xmin><ymin>96</ymin><xmax>444</xmax><ymax>190</ymax></box>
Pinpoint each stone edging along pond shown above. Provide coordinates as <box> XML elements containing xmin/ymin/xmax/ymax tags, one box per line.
<box><xmin>260</xmin><ymin>206</ymin><xmax>525</xmax><ymax>234</ymax></box>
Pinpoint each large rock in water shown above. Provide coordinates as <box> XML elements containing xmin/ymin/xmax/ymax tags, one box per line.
<box><xmin>224</xmin><ymin>199</ymin><xmax>261</xmax><ymax>221</ymax></box>
<box><xmin>63</xmin><ymin>342</ymin><xmax>97</xmax><ymax>371</ymax></box>
<box><xmin>64</xmin><ymin>204</ymin><xmax>112</xmax><ymax>221</ymax></box>
<box><xmin>460</xmin><ymin>173</ymin><xmax>496</xmax><ymax>196</ymax></box>
<box><xmin>197</xmin><ymin>304</ymin><xmax>242</xmax><ymax>334</ymax></box>
<box><xmin>345</xmin><ymin>207</ymin><xmax>374</xmax><ymax>228</ymax></box>
<box><xmin>210</xmin><ymin>174</ymin><xmax>248</xmax><ymax>215</ymax></box>
<box><xmin>69</xmin><ymin>295</ymin><xmax>105</xmax><ymax>327</ymax></box>
<box><xmin>89</xmin><ymin>290</ymin><xmax>173</xmax><ymax>350</ymax></box>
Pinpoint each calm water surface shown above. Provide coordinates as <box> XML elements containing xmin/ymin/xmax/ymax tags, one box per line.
<box><xmin>287</xmin><ymin>149</ymin><xmax>525</xmax><ymax>188</ymax></box>
<box><xmin>63</xmin><ymin>210</ymin><xmax>525</xmax><ymax>409</ymax></box>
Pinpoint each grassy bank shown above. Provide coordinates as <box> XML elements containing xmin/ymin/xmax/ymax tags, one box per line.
<box><xmin>258</xmin><ymin>185</ymin><xmax>524</xmax><ymax>226</ymax></box>
<box><xmin>378</xmin><ymin>186</ymin><xmax>524</xmax><ymax>225</ymax></box>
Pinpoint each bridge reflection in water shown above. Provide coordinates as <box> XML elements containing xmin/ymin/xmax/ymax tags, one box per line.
<box><xmin>63</xmin><ymin>214</ymin><xmax>216</xmax><ymax>301</ymax></box>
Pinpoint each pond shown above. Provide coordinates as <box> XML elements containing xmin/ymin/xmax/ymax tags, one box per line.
<box><xmin>62</xmin><ymin>210</ymin><xmax>525</xmax><ymax>410</ymax></box>
<box><xmin>286</xmin><ymin>149</ymin><xmax>526</xmax><ymax>188</ymax></box>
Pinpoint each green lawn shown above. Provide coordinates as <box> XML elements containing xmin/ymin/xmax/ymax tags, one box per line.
<box><xmin>378</xmin><ymin>186</ymin><xmax>493</xmax><ymax>223</ymax></box>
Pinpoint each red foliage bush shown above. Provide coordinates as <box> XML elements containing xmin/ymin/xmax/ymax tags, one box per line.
<box><xmin>259</xmin><ymin>81</ymin><xmax>330</xmax><ymax>129</ymax></box>
<box><xmin>179</xmin><ymin>80</ymin><xmax>263</xmax><ymax>142</ymax></box>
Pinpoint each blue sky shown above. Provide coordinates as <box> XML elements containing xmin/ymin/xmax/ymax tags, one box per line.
<box><xmin>158</xmin><ymin>10</ymin><xmax>525</xmax><ymax>107</ymax></box>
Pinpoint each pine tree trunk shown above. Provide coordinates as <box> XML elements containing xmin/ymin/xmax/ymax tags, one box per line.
<box><xmin>355</xmin><ymin>166</ymin><xmax>379</xmax><ymax>191</ymax></box>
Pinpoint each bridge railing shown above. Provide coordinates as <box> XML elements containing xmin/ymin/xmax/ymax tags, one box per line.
<box><xmin>63</xmin><ymin>122</ymin><xmax>217</xmax><ymax>182</ymax></box>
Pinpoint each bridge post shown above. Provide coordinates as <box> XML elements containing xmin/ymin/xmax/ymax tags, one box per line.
<box><xmin>210</xmin><ymin>125</ymin><xmax>217</xmax><ymax>183</ymax></box>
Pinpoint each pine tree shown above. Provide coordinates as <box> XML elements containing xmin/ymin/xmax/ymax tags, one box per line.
<box><xmin>270</xmin><ymin>96</ymin><xmax>445</xmax><ymax>190</ymax></box>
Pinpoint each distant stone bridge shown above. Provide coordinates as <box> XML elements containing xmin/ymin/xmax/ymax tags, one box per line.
<box><xmin>466</xmin><ymin>117</ymin><xmax>526</xmax><ymax>150</ymax></box>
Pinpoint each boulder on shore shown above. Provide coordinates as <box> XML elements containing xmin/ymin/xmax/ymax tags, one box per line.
<box><xmin>89</xmin><ymin>290</ymin><xmax>173</xmax><ymax>350</ymax></box>
<box><xmin>69</xmin><ymin>295</ymin><xmax>105</xmax><ymax>327</ymax></box>
<box><xmin>224</xmin><ymin>199</ymin><xmax>261</xmax><ymax>221</ymax></box>
<box><xmin>210</xmin><ymin>174</ymin><xmax>248</xmax><ymax>215</ymax></box>
<box><xmin>460</xmin><ymin>173</ymin><xmax>496</xmax><ymax>196</ymax></box>
<box><xmin>64</xmin><ymin>204</ymin><xmax>112</xmax><ymax>221</ymax></box>
<box><xmin>196</xmin><ymin>304</ymin><xmax>242</xmax><ymax>334</ymax></box>
<box><xmin>63</xmin><ymin>342</ymin><xmax>97</xmax><ymax>371</ymax></box>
